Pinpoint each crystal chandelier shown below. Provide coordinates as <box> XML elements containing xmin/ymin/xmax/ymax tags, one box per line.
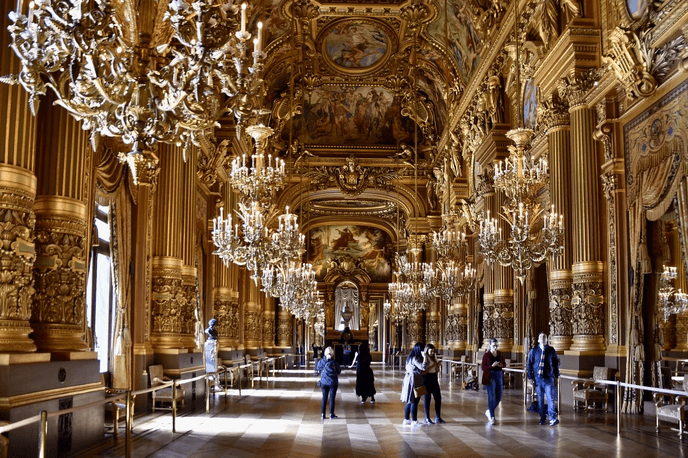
<box><xmin>423</xmin><ymin>261</ymin><xmax>476</xmax><ymax>303</ymax></box>
<box><xmin>432</xmin><ymin>227</ymin><xmax>467</xmax><ymax>260</ymax></box>
<box><xmin>477</xmin><ymin>128</ymin><xmax>564</xmax><ymax>283</ymax></box>
<box><xmin>229</xmin><ymin>125</ymin><xmax>286</xmax><ymax>206</ymax></box>
<box><xmin>6</xmin><ymin>1</ymin><xmax>265</xmax><ymax>182</ymax></box>
<box><xmin>658</xmin><ymin>265</ymin><xmax>688</xmax><ymax>322</ymax></box>
<box><xmin>261</xmin><ymin>261</ymin><xmax>317</xmax><ymax>316</ymax></box>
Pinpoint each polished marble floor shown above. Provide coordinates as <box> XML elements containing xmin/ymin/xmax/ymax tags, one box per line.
<box><xmin>77</xmin><ymin>363</ymin><xmax>686</xmax><ymax>458</ymax></box>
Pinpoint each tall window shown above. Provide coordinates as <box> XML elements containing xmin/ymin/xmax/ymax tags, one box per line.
<box><xmin>85</xmin><ymin>204</ymin><xmax>115</xmax><ymax>373</ymax></box>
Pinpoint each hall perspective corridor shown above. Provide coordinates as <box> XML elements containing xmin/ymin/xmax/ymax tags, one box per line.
<box><xmin>76</xmin><ymin>363</ymin><xmax>685</xmax><ymax>458</ymax></box>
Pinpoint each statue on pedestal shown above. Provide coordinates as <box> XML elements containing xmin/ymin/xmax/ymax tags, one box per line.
<box><xmin>204</xmin><ymin>318</ymin><xmax>218</xmax><ymax>373</ymax></box>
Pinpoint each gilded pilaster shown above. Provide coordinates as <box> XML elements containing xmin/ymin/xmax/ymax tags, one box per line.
<box><xmin>243</xmin><ymin>276</ymin><xmax>262</xmax><ymax>349</ymax></box>
<box><xmin>151</xmin><ymin>144</ymin><xmax>185</xmax><ymax>349</ymax></box>
<box><xmin>559</xmin><ymin>73</ymin><xmax>606</xmax><ymax>353</ymax></box>
<box><xmin>540</xmin><ymin>97</ymin><xmax>573</xmax><ymax>350</ymax></box>
<box><xmin>493</xmin><ymin>190</ymin><xmax>514</xmax><ymax>352</ymax></box>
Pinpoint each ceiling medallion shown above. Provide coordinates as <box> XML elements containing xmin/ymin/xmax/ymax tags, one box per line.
<box><xmin>320</xmin><ymin>18</ymin><xmax>396</xmax><ymax>76</ymax></box>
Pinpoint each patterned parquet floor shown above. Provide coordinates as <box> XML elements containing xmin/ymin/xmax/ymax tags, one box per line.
<box><xmin>77</xmin><ymin>363</ymin><xmax>686</xmax><ymax>457</ymax></box>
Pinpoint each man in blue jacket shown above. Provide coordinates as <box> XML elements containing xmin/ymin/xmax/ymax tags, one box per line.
<box><xmin>527</xmin><ymin>332</ymin><xmax>560</xmax><ymax>426</ymax></box>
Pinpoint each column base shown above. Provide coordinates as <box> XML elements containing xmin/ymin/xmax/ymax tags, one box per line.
<box><xmin>0</xmin><ymin>320</ymin><xmax>37</xmax><ymax>352</ymax></box>
<box><xmin>569</xmin><ymin>334</ymin><xmax>606</xmax><ymax>353</ymax></box>
<box><xmin>151</xmin><ymin>332</ymin><xmax>186</xmax><ymax>349</ymax></box>
<box><xmin>550</xmin><ymin>335</ymin><xmax>573</xmax><ymax>351</ymax></box>
<box><xmin>30</xmin><ymin>323</ymin><xmax>88</xmax><ymax>352</ymax></box>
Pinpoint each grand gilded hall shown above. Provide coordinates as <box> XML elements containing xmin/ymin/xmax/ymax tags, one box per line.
<box><xmin>0</xmin><ymin>0</ymin><xmax>687</xmax><ymax>456</ymax></box>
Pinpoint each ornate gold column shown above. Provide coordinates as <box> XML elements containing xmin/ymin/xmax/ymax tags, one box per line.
<box><xmin>150</xmin><ymin>144</ymin><xmax>185</xmax><ymax>349</ymax></box>
<box><xmin>179</xmin><ymin>148</ymin><xmax>198</xmax><ymax>350</ymax></box>
<box><xmin>407</xmin><ymin>311</ymin><xmax>423</xmax><ymax>346</ymax></box>
<box><xmin>559</xmin><ymin>74</ymin><xmax>605</xmax><ymax>353</ymax></box>
<box><xmin>0</xmin><ymin>4</ymin><xmax>39</xmax><ymax>352</ymax></box>
<box><xmin>243</xmin><ymin>273</ymin><xmax>262</xmax><ymax>349</ymax></box>
<box><xmin>456</xmin><ymin>300</ymin><xmax>468</xmax><ymax>351</ymax></box>
<box><xmin>213</xmin><ymin>184</ymin><xmax>240</xmax><ymax>349</ymax></box>
<box><xmin>540</xmin><ymin>96</ymin><xmax>574</xmax><ymax>350</ymax></box>
<box><xmin>262</xmin><ymin>295</ymin><xmax>275</xmax><ymax>349</ymax></box>
<box><xmin>276</xmin><ymin>305</ymin><xmax>293</xmax><ymax>349</ymax></box>
<box><xmin>494</xmin><ymin>190</ymin><xmax>514</xmax><ymax>352</ymax></box>
<box><xmin>31</xmin><ymin>96</ymin><xmax>90</xmax><ymax>352</ymax></box>
<box><xmin>481</xmin><ymin>186</ymin><xmax>496</xmax><ymax>350</ymax></box>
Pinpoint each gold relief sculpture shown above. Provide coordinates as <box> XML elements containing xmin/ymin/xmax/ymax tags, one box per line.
<box><xmin>0</xmin><ymin>171</ymin><xmax>37</xmax><ymax>351</ymax></box>
<box><xmin>676</xmin><ymin>312</ymin><xmax>688</xmax><ymax>350</ymax></box>
<box><xmin>482</xmin><ymin>293</ymin><xmax>494</xmax><ymax>342</ymax></box>
<box><xmin>277</xmin><ymin>315</ymin><xmax>293</xmax><ymax>347</ymax></box>
<box><xmin>536</xmin><ymin>97</ymin><xmax>570</xmax><ymax>132</ymax></box>
<box><xmin>244</xmin><ymin>309</ymin><xmax>262</xmax><ymax>348</ymax></box>
<box><xmin>549</xmin><ymin>285</ymin><xmax>573</xmax><ymax>339</ymax></box>
<box><xmin>602</xmin><ymin>172</ymin><xmax>620</xmax><ymax>345</ymax></box>
<box><xmin>557</xmin><ymin>68</ymin><xmax>605</xmax><ymax>108</ymax></box>
<box><xmin>604</xmin><ymin>27</ymin><xmax>685</xmax><ymax>101</ymax></box>
<box><xmin>426</xmin><ymin>315</ymin><xmax>440</xmax><ymax>344</ymax></box>
<box><xmin>406</xmin><ymin>313</ymin><xmax>422</xmax><ymax>345</ymax></box>
<box><xmin>305</xmin><ymin>156</ymin><xmax>399</xmax><ymax>196</ymax></box>
<box><xmin>492</xmin><ymin>292</ymin><xmax>514</xmax><ymax>341</ymax></box>
<box><xmin>31</xmin><ymin>215</ymin><xmax>88</xmax><ymax>351</ymax></box>
<box><xmin>150</xmin><ymin>276</ymin><xmax>183</xmax><ymax>338</ymax></box>
<box><xmin>262</xmin><ymin>315</ymin><xmax>276</xmax><ymax>347</ymax></box>
<box><xmin>457</xmin><ymin>308</ymin><xmax>468</xmax><ymax>345</ymax></box>
<box><xmin>570</xmin><ymin>266</ymin><xmax>606</xmax><ymax>351</ymax></box>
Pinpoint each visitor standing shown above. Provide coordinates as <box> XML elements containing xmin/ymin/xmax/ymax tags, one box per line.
<box><xmin>317</xmin><ymin>346</ymin><xmax>341</xmax><ymax>419</ymax></box>
<box><xmin>422</xmin><ymin>344</ymin><xmax>445</xmax><ymax>424</ymax></box>
<box><xmin>481</xmin><ymin>338</ymin><xmax>506</xmax><ymax>423</ymax></box>
<box><xmin>400</xmin><ymin>342</ymin><xmax>428</xmax><ymax>426</ymax></box>
<box><xmin>527</xmin><ymin>332</ymin><xmax>560</xmax><ymax>426</ymax></box>
<box><xmin>354</xmin><ymin>342</ymin><xmax>376</xmax><ymax>403</ymax></box>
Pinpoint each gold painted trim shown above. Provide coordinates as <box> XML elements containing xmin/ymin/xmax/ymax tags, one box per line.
<box><xmin>214</xmin><ymin>287</ymin><xmax>234</xmax><ymax>296</ymax></box>
<box><xmin>493</xmin><ymin>289</ymin><xmax>514</xmax><ymax>299</ymax></box>
<box><xmin>133</xmin><ymin>343</ymin><xmax>154</xmax><ymax>356</ymax></box>
<box><xmin>483</xmin><ymin>293</ymin><xmax>494</xmax><ymax>301</ymax></box>
<box><xmin>153</xmin><ymin>257</ymin><xmax>184</xmax><ymax>270</ymax></box>
<box><xmin>50</xmin><ymin>351</ymin><xmax>98</xmax><ymax>361</ymax></box>
<box><xmin>33</xmin><ymin>196</ymin><xmax>87</xmax><ymax>219</ymax></box>
<box><xmin>0</xmin><ymin>382</ymin><xmax>104</xmax><ymax>409</ymax></box>
<box><xmin>572</xmin><ymin>261</ymin><xmax>605</xmax><ymax>275</ymax></box>
<box><xmin>182</xmin><ymin>265</ymin><xmax>197</xmax><ymax>277</ymax></box>
<box><xmin>550</xmin><ymin>270</ymin><xmax>573</xmax><ymax>281</ymax></box>
<box><xmin>154</xmin><ymin>348</ymin><xmax>190</xmax><ymax>355</ymax></box>
<box><xmin>0</xmin><ymin>164</ymin><xmax>37</xmax><ymax>194</ymax></box>
<box><xmin>0</xmin><ymin>353</ymin><xmax>51</xmax><ymax>365</ymax></box>
<box><xmin>163</xmin><ymin>365</ymin><xmax>206</xmax><ymax>377</ymax></box>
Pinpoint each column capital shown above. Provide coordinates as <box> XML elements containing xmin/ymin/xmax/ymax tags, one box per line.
<box><xmin>557</xmin><ymin>68</ymin><xmax>605</xmax><ymax>109</ymax></box>
<box><xmin>537</xmin><ymin>96</ymin><xmax>570</xmax><ymax>131</ymax></box>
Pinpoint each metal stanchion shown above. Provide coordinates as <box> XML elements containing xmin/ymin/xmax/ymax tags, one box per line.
<box><xmin>172</xmin><ymin>382</ymin><xmax>177</xmax><ymax>433</ymax></box>
<box><xmin>557</xmin><ymin>376</ymin><xmax>561</xmax><ymax>418</ymax></box>
<box><xmin>224</xmin><ymin>367</ymin><xmax>228</xmax><ymax>395</ymax></box>
<box><xmin>616</xmin><ymin>379</ymin><xmax>621</xmax><ymax>435</ymax></box>
<box><xmin>206</xmin><ymin>375</ymin><xmax>210</xmax><ymax>414</ymax></box>
<box><xmin>126</xmin><ymin>390</ymin><xmax>133</xmax><ymax>458</ymax></box>
<box><xmin>38</xmin><ymin>410</ymin><xmax>47</xmax><ymax>458</ymax></box>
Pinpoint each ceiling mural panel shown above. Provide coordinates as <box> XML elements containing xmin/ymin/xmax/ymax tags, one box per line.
<box><xmin>427</xmin><ymin>0</ymin><xmax>483</xmax><ymax>81</ymax></box>
<box><xmin>322</xmin><ymin>19</ymin><xmax>392</xmax><ymax>72</ymax></box>
<box><xmin>307</xmin><ymin>225</ymin><xmax>393</xmax><ymax>282</ymax></box>
<box><xmin>297</xmin><ymin>86</ymin><xmax>415</xmax><ymax>147</ymax></box>
<box><xmin>254</xmin><ymin>0</ymin><xmax>291</xmax><ymax>49</ymax></box>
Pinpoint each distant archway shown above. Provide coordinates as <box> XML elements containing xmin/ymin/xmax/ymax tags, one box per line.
<box><xmin>335</xmin><ymin>281</ymin><xmax>359</xmax><ymax>330</ymax></box>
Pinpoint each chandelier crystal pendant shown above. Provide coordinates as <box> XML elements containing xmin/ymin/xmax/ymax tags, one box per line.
<box><xmin>6</xmin><ymin>1</ymin><xmax>265</xmax><ymax>181</ymax></box>
<box><xmin>477</xmin><ymin>128</ymin><xmax>565</xmax><ymax>283</ymax></box>
<box><xmin>658</xmin><ymin>265</ymin><xmax>688</xmax><ymax>322</ymax></box>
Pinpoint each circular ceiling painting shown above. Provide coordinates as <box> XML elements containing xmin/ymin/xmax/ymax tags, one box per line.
<box><xmin>321</xmin><ymin>19</ymin><xmax>394</xmax><ymax>74</ymax></box>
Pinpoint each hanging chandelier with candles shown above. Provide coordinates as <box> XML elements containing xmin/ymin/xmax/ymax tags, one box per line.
<box><xmin>423</xmin><ymin>260</ymin><xmax>476</xmax><ymax>303</ymax></box>
<box><xmin>658</xmin><ymin>265</ymin><xmax>688</xmax><ymax>322</ymax></box>
<box><xmin>6</xmin><ymin>0</ymin><xmax>266</xmax><ymax>182</ymax></box>
<box><xmin>477</xmin><ymin>128</ymin><xmax>564</xmax><ymax>283</ymax></box>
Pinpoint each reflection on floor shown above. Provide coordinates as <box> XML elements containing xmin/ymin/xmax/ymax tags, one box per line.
<box><xmin>77</xmin><ymin>363</ymin><xmax>686</xmax><ymax>458</ymax></box>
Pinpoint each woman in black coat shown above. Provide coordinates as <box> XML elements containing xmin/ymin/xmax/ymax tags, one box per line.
<box><xmin>355</xmin><ymin>342</ymin><xmax>376</xmax><ymax>403</ymax></box>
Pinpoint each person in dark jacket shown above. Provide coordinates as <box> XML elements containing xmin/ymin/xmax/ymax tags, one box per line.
<box><xmin>481</xmin><ymin>338</ymin><xmax>506</xmax><ymax>423</ymax></box>
<box><xmin>422</xmin><ymin>344</ymin><xmax>445</xmax><ymax>424</ymax></box>
<box><xmin>527</xmin><ymin>332</ymin><xmax>560</xmax><ymax>426</ymax></box>
<box><xmin>317</xmin><ymin>346</ymin><xmax>342</xmax><ymax>419</ymax></box>
<box><xmin>354</xmin><ymin>342</ymin><xmax>376</xmax><ymax>403</ymax></box>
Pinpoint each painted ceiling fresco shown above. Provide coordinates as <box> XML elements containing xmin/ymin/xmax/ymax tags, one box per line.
<box><xmin>295</xmin><ymin>86</ymin><xmax>417</xmax><ymax>146</ymax></box>
<box><xmin>427</xmin><ymin>0</ymin><xmax>484</xmax><ymax>81</ymax></box>
<box><xmin>307</xmin><ymin>225</ymin><xmax>393</xmax><ymax>282</ymax></box>
<box><xmin>323</xmin><ymin>20</ymin><xmax>391</xmax><ymax>71</ymax></box>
